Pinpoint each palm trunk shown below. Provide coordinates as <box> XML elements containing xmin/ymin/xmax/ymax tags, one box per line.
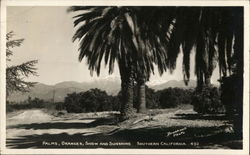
<box><xmin>136</xmin><ymin>80</ymin><xmax>147</xmax><ymax>113</ymax></box>
<box><xmin>119</xmin><ymin>64</ymin><xmax>135</xmax><ymax>121</ymax></box>
<box><xmin>197</xmin><ymin>73</ymin><xmax>211</xmax><ymax>91</ymax></box>
<box><xmin>120</xmin><ymin>76</ymin><xmax>134</xmax><ymax>120</ymax></box>
<box><xmin>204</xmin><ymin>74</ymin><xmax>211</xmax><ymax>86</ymax></box>
<box><xmin>196</xmin><ymin>70</ymin><xmax>204</xmax><ymax>91</ymax></box>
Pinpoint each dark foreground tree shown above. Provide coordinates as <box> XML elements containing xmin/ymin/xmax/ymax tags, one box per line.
<box><xmin>168</xmin><ymin>7</ymin><xmax>243</xmax><ymax>133</ymax></box>
<box><xmin>165</xmin><ymin>7</ymin><xmax>242</xmax><ymax>90</ymax></box>
<box><xmin>172</xmin><ymin>7</ymin><xmax>243</xmax><ymax>133</ymax></box>
<box><xmin>6</xmin><ymin>31</ymin><xmax>38</xmax><ymax>97</ymax></box>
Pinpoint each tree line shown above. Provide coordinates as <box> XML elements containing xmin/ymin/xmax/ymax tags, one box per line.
<box><xmin>63</xmin><ymin>87</ymin><xmax>224</xmax><ymax>114</ymax></box>
<box><xmin>6</xmin><ymin>86</ymin><xmax>225</xmax><ymax>115</ymax></box>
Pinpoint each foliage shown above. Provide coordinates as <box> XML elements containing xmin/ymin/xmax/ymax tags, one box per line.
<box><xmin>68</xmin><ymin>7</ymin><xmax>243</xmax><ymax>83</ymax></box>
<box><xmin>63</xmin><ymin>87</ymin><xmax>195</xmax><ymax>113</ymax></box>
<box><xmin>6</xmin><ymin>86</ymin><xmax>225</xmax><ymax>115</ymax></box>
<box><xmin>145</xmin><ymin>87</ymin><xmax>160</xmax><ymax>109</ymax></box>
<box><xmin>158</xmin><ymin>88</ymin><xmax>193</xmax><ymax>108</ymax></box>
<box><xmin>68</xmin><ymin>7</ymin><xmax>177</xmax><ymax>77</ymax></box>
<box><xmin>64</xmin><ymin>88</ymin><xmax>120</xmax><ymax>113</ymax></box>
<box><xmin>166</xmin><ymin>7</ymin><xmax>243</xmax><ymax>88</ymax></box>
<box><xmin>6</xmin><ymin>96</ymin><xmax>46</xmax><ymax>112</ymax></box>
<box><xmin>191</xmin><ymin>86</ymin><xmax>225</xmax><ymax>114</ymax></box>
<box><xmin>6</xmin><ymin>97</ymin><xmax>66</xmax><ymax>113</ymax></box>
<box><xmin>55</xmin><ymin>102</ymin><xmax>65</xmax><ymax>111</ymax></box>
<box><xmin>6</xmin><ymin>31</ymin><xmax>38</xmax><ymax>96</ymax></box>
<box><xmin>52</xmin><ymin>87</ymin><xmax>194</xmax><ymax>113</ymax></box>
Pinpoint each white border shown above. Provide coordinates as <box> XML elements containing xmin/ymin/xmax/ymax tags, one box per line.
<box><xmin>0</xmin><ymin>0</ymin><xmax>7</xmax><ymax>154</ymax></box>
<box><xmin>0</xmin><ymin>0</ymin><xmax>249</xmax><ymax>154</ymax></box>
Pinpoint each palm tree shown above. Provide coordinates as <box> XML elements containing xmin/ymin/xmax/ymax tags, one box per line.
<box><xmin>68</xmin><ymin>6</ymin><xmax>178</xmax><ymax>117</ymax></box>
<box><xmin>216</xmin><ymin>7</ymin><xmax>243</xmax><ymax>133</ymax></box>
<box><xmin>163</xmin><ymin>7</ymin><xmax>216</xmax><ymax>89</ymax></box>
<box><xmin>68</xmin><ymin>6</ymin><xmax>136</xmax><ymax>120</ymax></box>
<box><xmin>166</xmin><ymin>7</ymin><xmax>243</xmax><ymax>90</ymax></box>
<box><xmin>167</xmin><ymin>7</ymin><xmax>243</xmax><ymax>132</ymax></box>
<box><xmin>130</xmin><ymin>7</ymin><xmax>177</xmax><ymax>113</ymax></box>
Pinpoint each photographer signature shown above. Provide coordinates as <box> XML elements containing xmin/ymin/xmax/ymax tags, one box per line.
<box><xmin>166</xmin><ymin>127</ymin><xmax>187</xmax><ymax>137</ymax></box>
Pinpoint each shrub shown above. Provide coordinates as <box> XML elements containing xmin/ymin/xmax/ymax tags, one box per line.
<box><xmin>145</xmin><ymin>88</ymin><xmax>160</xmax><ymax>109</ymax></box>
<box><xmin>64</xmin><ymin>89</ymin><xmax>121</xmax><ymax>113</ymax></box>
<box><xmin>6</xmin><ymin>97</ymin><xmax>47</xmax><ymax>112</ymax></box>
<box><xmin>55</xmin><ymin>102</ymin><xmax>65</xmax><ymax>111</ymax></box>
<box><xmin>110</xmin><ymin>95</ymin><xmax>121</xmax><ymax>111</ymax></box>
<box><xmin>191</xmin><ymin>86</ymin><xmax>225</xmax><ymax>114</ymax></box>
<box><xmin>158</xmin><ymin>88</ymin><xmax>193</xmax><ymax>108</ymax></box>
<box><xmin>6</xmin><ymin>101</ymin><xmax>14</xmax><ymax>112</ymax></box>
<box><xmin>64</xmin><ymin>92</ymin><xmax>83</xmax><ymax>113</ymax></box>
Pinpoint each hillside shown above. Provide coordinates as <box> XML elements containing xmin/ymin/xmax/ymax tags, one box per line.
<box><xmin>8</xmin><ymin>79</ymin><xmax>197</xmax><ymax>102</ymax></box>
<box><xmin>8</xmin><ymin>78</ymin><xmax>121</xmax><ymax>102</ymax></box>
<box><xmin>150</xmin><ymin>80</ymin><xmax>196</xmax><ymax>90</ymax></box>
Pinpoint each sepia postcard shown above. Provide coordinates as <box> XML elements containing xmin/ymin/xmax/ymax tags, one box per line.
<box><xmin>0</xmin><ymin>0</ymin><xmax>249</xmax><ymax>154</ymax></box>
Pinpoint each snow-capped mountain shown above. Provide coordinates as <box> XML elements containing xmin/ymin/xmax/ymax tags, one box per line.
<box><xmin>8</xmin><ymin>78</ymin><xmax>197</xmax><ymax>102</ymax></box>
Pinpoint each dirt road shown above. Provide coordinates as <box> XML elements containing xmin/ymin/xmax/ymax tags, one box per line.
<box><xmin>7</xmin><ymin>109</ymin><xmax>118</xmax><ymax>140</ymax></box>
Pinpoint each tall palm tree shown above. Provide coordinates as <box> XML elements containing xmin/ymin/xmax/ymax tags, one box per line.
<box><xmin>166</xmin><ymin>7</ymin><xmax>243</xmax><ymax>90</ymax></box>
<box><xmin>168</xmin><ymin>7</ymin><xmax>243</xmax><ymax>133</ymax></box>
<box><xmin>130</xmin><ymin>7</ymin><xmax>177</xmax><ymax>113</ymax></box>
<box><xmin>165</xmin><ymin>7</ymin><xmax>216</xmax><ymax>89</ymax></box>
<box><xmin>68</xmin><ymin>6</ymin><xmax>136</xmax><ymax>120</ymax></box>
<box><xmin>68</xmin><ymin>6</ymin><xmax>175</xmax><ymax>119</ymax></box>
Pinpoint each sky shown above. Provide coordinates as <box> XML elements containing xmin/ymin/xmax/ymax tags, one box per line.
<box><xmin>7</xmin><ymin>6</ymin><xmax>220</xmax><ymax>85</ymax></box>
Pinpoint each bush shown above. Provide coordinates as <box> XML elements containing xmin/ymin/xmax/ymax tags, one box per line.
<box><xmin>64</xmin><ymin>86</ymin><xmax>160</xmax><ymax>113</ymax></box>
<box><xmin>64</xmin><ymin>92</ymin><xmax>83</xmax><ymax>113</ymax></box>
<box><xmin>6</xmin><ymin>96</ymin><xmax>47</xmax><ymax>112</ymax></box>
<box><xmin>145</xmin><ymin>88</ymin><xmax>160</xmax><ymax>109</ymax></box>
<box><xmin>55</xmin><ymin>102</ymin><xmax>65</xmax><ymax>111</ymax></box>
<box><xmin>64</xmin><ymin>88</ymin><xmax>121</xmax><ymax>113</ymax></box>
<box><xmin>191</xmin><ymin>86</ymin><xmax>225</xmax><ymax>114</ymax></box>
<box><xmin>158</xmin><ymin>88</ymin><xmax>193</xmax><ymax>108</ymax></box>
<box><xmin>110</xmin><ymin>95</ymin><xmax>121</xmax><ymax>111</ymax></box>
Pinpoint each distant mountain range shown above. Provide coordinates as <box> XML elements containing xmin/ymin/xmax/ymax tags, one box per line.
<box><xmin>150</xmin><ymin>80</ymin><xmax>196</xmax><ymax>90</ymax></box>
<box><xmin>8</xmin><ymin>78</ymin><xmax>197</xmax><ymax>102</ymax></box>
